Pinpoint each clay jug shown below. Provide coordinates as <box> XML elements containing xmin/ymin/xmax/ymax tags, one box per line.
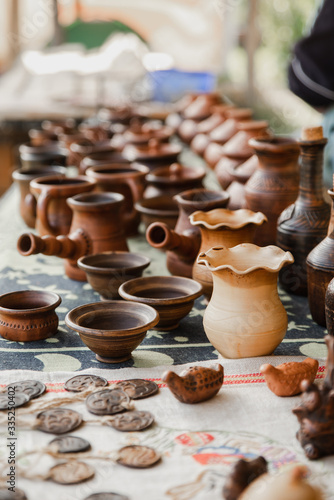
<box><xmin>277</xmin><ymin>127</ymin><xmax>330</xmax><ymax>295</ymax></box>
<box><xmin>144</xmin><ymin>163</ymin><xmax>206</xmax><ymax>199</ymax></box>
<box><xmin>123</xmin><ymin>138</ymin><xmax>181</xmax><ymax>170</ymax></box>
<box><xmin>215</xmin><ymin>120</ymin><xmax>270</xmax><ymax>189</ymax></box>
<box><xmin>197</xmin><ymin>245</ymin><xmax>294</xmax><ymax>358</ymax></box>
<box><xmin>190</xmin><ymin>209</ymin><xmax>267</xmax><ymax>298</ymax></box>
<box><xmin>226</xmin><ymin>155</ymin><xmax>259</xmax><ymax>210</ymax></box>
<box><xmin>245</xmin><ymin>136</ymin><xmax>300</xmax><ymax>246</ymax></box>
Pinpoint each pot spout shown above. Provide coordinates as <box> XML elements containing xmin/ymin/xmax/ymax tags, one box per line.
<box><xmin>17</xmin><ymin>230</ymin><xmax>89</xmax><ymax>261</ymax></box>
<box><xmin>146</xmin><ymin>222</ymin><xmax>200</xmax><ymax>261</ymax></box>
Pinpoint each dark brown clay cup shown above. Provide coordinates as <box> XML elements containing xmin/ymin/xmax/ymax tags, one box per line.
<box><xmin>19</xmin><ymin>142</ymin><xmax>68</xmax><ymax>170</ymax></box>
<box><xmin>134</xmin><ymin>195</ymin><xmax>179</xmax><ymax>230</ymax></box>
<box><xmin>119</xmin><ymin>276</ymin><xmax>203</xmax><ymax>330</ymax></box>
<box><xmin>77</xmin><ymin>252</ymin><xmax>151</xmax><ymax>300</ymax></box>
<box><xmin>0</xmin><ymin>290</ymin><xmax>61</xmax><ymax>342</ymax></box>
<box><xmin>65</xmin><ymin>301</ymin><xmax>159</xmax><ymax>363</ymax></box>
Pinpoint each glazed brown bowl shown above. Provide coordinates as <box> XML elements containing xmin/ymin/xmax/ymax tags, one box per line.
<box><xmin>77</xmin><ymin>252</ymin><xmax>151</xmax><ymax>300</ymax></box>
<box><xmin>65</xmin><ymin>301</ymin><xmax>159</xmax><ymax>363</ymax></box>
<box><xmin>0</xmin><ymin>290</ymin><xmax>61</xmax><ymax>342</ymax></box>
<box><xmin>119</xmin><ymin>276</ymin><xmax>203</xmax><ymax>330</ymax></box>
<box><xmin>135</xmin><ymin>195</ymin><xmax>179</xmax><ymax>230</ymax></box>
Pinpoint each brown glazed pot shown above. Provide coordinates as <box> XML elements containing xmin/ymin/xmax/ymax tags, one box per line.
<box><xmin>17</xmin><ymin>192</ymin><xmax>129</xmax><ymax>281</ymax></box>
<box><xmin>277</xmin><ymin>128</ymin><xmax>330</xmax><ymax>295</ymax></box>
<box><xmin>135</xmin><ymin>195</ymin><xmax>179</xmax><ymax>230</ymax></box>
<box><xmin>144</xmin><ymin>163</ymin><xmax>206</xmax><ymax>199</ymax></box>
<box><xmin>68</xmin><ymin>139</ymin><xmax>113</xmax><ymax>169</ymax></box>
<box><xmin>85</xmin><ymin>163</ymin><xmax>149</xmax><ymax>236</ymax></box>
<box><xmin>29</xmin><ymin>175</ymin><xmax>96</xmax><ymax>236</ymax></box>
<box><xmin>12</xmin><ymin>166</ymin><xmax>67</xmax><ymax>228</ymax></box>
<box><xmin>245</xmin><ymin>136</ymin><xmax>300</xmax><ymax>246</ymax></box>
<box><xmin>79</xmin><ymin>150</ymin><xmax>130</xmax><ymax>174</ymax></box>
<box><xmin>19</xmin><ymin>142</ymin><xmax>68</xmax><ymax>170</ymax></box>
<box><xmin>226</xmin><ymin>155</ymin><xmax>259</xmax><ymax>210</ymax></box>
<box><xmin>123</xmin><ymin>139</ymin><xmax>181</xmax><ymax>170</ymax></box>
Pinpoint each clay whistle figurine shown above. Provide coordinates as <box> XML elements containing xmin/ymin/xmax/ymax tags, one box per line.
<box><xmin>223</xmin><ymin>456</ymin><xmax>267</xmax><ymax>500</ymax></box>
<box><xmin>162</xmin><ymin>364</ymin><xmax>224</xmax><ymax>404</ymax></box>
<box><xmin>260</xmin><ymin>358</ymin><xmax>319</xmax><ymax>397</ymax></box>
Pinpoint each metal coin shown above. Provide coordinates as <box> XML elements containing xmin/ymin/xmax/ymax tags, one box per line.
<box><xmin>115</xmin><ymin>379</ymin><xmax>159</xmax><ymax>399</ymax></box>
<box><xmin>48</xmin><ymin>435</ymin><xmax>91</xmax><ymax>453</ymax></box>
<box><xmin>65</xmin><ymin>374</ymin><xmax>108</xmax><ymax>392</ymax></box>
<box><xmin>36</xmin><ymin>408</ymin><xmax>82</xmax><ymax>434</ymax></box>
<box><xmin>5</xmin><ymin>380</ymin><xmax>46</xmax><ymax>400</ymax></box>
<box><xmin>84</xmin><ymin>494</ymin><xmax>129</xmax><ymax>500</ymax></box>
<box><xmin>0</xmin><ymin>487</ymin><xmax>28</xmax><ymax>499</ymax></box>
<box><xmin>116</xmin><ymin>445</ymin><xmax>161</xmax><ymax>468</ymax></box>
<box><xmin>86</xmin><ymin>389</ymin><xmax>130</xmax><ymax>416</ymax></box>
<box><xmin>108</xmin><ymin>411</ymin><xmax>154</xmax><ymax>432</ymax></box>
<box><xmin>0</xmin><ymin>392</ymin><xmax>29</xmax><ymax>410</ymax></box>
<box><xmin>49</xmin><ymin>461</ymin><xmax>95</xmax><ymax>484</ymax></box>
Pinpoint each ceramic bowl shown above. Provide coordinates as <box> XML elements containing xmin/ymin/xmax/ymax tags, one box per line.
<box><xmin>0</xmin><ymin>290</ymin><xmax>61</xmax><ymax>341</ymax></box>
<box><xmin>77</xmin><ymin>252</ymin><xmax>151</xmax><ymax>300</ymax></box>
<box><xmin>65</xmin><ymin>301</ymin><xmax>159</xmax><ymax>363</ymax></box>
<box><xmin>135</xmin><ymin>195</ymin><xmax>179</xmax><ymax>229</ymax></box>
<box><xmin>119</xmin><ymin>276</ymin><xmax>203</xmax><ymax>330</ymax></box>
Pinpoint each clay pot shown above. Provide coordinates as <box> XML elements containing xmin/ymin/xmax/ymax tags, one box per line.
<box><xmin>28</xmin><ymin>129</ymin><xmax>57</xmax><ymax>146</ymax></box>
<box><xmin>17</xmin><ymin>192</ymin><xmax>129</xmax><ymax>281</ymax></box>
<box><xmin>215</xmin><ymin>120</ymin><xmax>270</xmax><ymax>189</ymax></box>
<box><xmin>119</xmin><ymin>276</ymin><xmax>203</xmax><ymax>330</ymax></box>
<box><xmin>181</xmin><ymin>104</ymin><xmax>233</xmax><ymax>146</ymax></box>
<box><xmin>226</xmin><ymin>155</ymin><xmax>259</xmax><ymax>210</ymax></box>
<box><xmin>29</xmin><ymin>175</ymin><xmax>96</xmax><ymax>236</ymax></box>
<box><xmin>277</xmin><ymin>127</ymin><xmax>330</xmax><ymax>295</ymax></box>
<box><xmin>42</xmin><ymin>118</ymin><xmax>76</xmax><ymax>135</ymax></box>
<box><xmin>118</xmin><ymin>119</ymin><xmax>173</xmax><ymax>146</ymax></box>
<box><xmin>78</xmin><ymin>122</ymin><xmax>113</xmax><ymax>142</ymax></box>
<box><xmin>12</xmin><ymin>166</ymin><xmax>67</xmax><ymax>228</ymax></box>
<box><xmin>135</xmin><ymin>195</ymin><xmax>179</xmax><ymax>230</ymax></box>
<box><xmin>144</xmin><ymin>163</ymin><xmax>206</xmax><ymax>199</ymax></box>
<box><xmin>189</xmin><ymin>209</ymin><xmax>267</xmax><ymax>298</ymax></box>
<box><xmin>65</xmin><ymin>301</ymin><xmax>159</xmax><ymax>363</ymax></box>
<box><xmin>190</xmin><ymin>105</ymin><xmax>235</xmax><ymax>156</ymax></box>
<box><xmin>0</xmin><ymin>290</ymin><xmax>61</xmax><ymax>342</ymax></box>
<box><xmin>68</xmin><ymin>139</ymin><xmax>113</xmax><ymax>169</ymax></box>
<box><xmin>77</xmin><ymin>251</ymin><xmax>150</xmax><ymax>300</ymax></box>
<box><xmin>19</xmin><ymin>142</ymin><xmax>68</xmax><ymax>170</ymax></box>
<box><xmin>79</xmin><ymin>150</ymin><xmax>130</xmax><ymax>174</ymax></box>
<box><xmin>245</xmin><ymin>136</ymin><xmax>300</xmax><ymax>246</ymax></box>
<box><xmin>123</xmin><ymin>138</ymin><xmax>181</xmax><ymax>170</ymax></box>
<box><xmin>197</xmin><ymin>245</ymin><xmax>294</xmax><ymax>358</ymax></box>
<box><xmin>182</xmin><ymin>92</ymin><xmax>222</xmax><ymax>120</ymax></box>
<box><xmin>85</xmin><ymin>163</ymin><xmax>149</xmax><ymax>236</ymax></box>
<box><xmin>58</xmin><ymin>130</ymin><xmax>85</xmax><ymax>151</ymax></box>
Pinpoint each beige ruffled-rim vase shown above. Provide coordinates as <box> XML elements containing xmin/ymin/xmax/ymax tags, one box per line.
<box><xmin>197</xmin><ymin>244</ymin><xmax>294</xmax><ymax>358</ymax></box>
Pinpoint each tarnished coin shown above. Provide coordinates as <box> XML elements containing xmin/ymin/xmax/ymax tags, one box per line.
<box><xmin>116</xmin><ymin>379</ymin><xmax>159</xmax><ymax>399</ymax></box>
<box><xmin>49</xmin><ymin>461</ymin><xmax>95</xmax><ymax>484</ymax></box>
<box><xmin>0</xmin><ymin>487</ymin><xmax>28</xmax><ymax>499</ymax></box>
<box><xmin>6</xmin><ymin>380</ymin><xmax>46</xmax><ymax>400</ymax></box>
<box><xmin>108</xmin><ymin>411</ymin><xmax>154</xmax><ymax>432</ymax></box>
<box><xmin>116</xmin><ymin>445</ymin><xmax>161</xmax><ymax>468</ymax></box>
<box><xmin>36</xmin><ymin>408</ymin><xmax>82</xmax><ymax>434</ymax></box>
<box><xmin>86</xmin><ymin>389</ymin><xmax>130</xmax><ymax>415</ymax></box>
<box><xmin>65</xmin><ymin>374</ymin><xmax>108</xmax><ymax>393</ymax></box>
<box><xmin>49</xmin><ymin>435</ymin><xmax>91</xmax><ymax>453</ymax></box>
<box><xmin>0</xmin><ymin>392</ymin><xmax>29</xmax><ymax>410</ymax></box>
<box><xmin>84</xmin><ymin>494</ymin><xmax>129</xmax><ymax>500</ymax></box>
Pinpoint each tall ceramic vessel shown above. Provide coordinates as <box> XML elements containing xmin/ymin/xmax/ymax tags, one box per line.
<box><xmin>197</xmin><ymin>245</ymin><xmax>294</xmax><ymax>358</ymax></box>
<box><xmin>277</xmin><ymin>127</ymin><xmax>330</xmax><ymax>295</ymax></box>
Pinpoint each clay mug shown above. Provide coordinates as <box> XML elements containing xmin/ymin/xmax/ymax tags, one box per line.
<box><xmin>144</xmin><ymin>163</ymin><xmax>206</xmax><ymax>199</ymax></box>
<box><xmin>19</xmin><ymin>142</ymin><xmax>68</xmax><ymax>170</ymax></box>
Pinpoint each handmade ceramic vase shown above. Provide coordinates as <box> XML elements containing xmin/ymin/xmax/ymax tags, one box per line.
<box><xmin>143</xmin><ymin>163</ymin><xmax>206</xmax><ymax>199</ymax></box>
<box><xmin>277</xmin><ymin>127</ymin><xmax>330</xmax><ymax>295</ymax></box>
<box><xmin>189</xmin><ymin>209</ymin><xmax>267</xmax><ymax>298</ymax></box>
<box><xmin>197</xmin><ymin>245</ymin><xmax>293</xmax><ymax>358</ymax></box>
<box><xmin>245</xmin><ymin>136</ymin><xmax>300</xmax><ymax>246</ymax></box>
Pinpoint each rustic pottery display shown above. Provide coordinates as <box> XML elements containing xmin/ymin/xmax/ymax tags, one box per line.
<box><xmin>79</xmin><ymin>150</ymin><xmax>130</xmax><ymax>174</ymax></box>
<box><xmin>119</xmin><ymin>276</ymin><xmax>203</xmax><ymax>330</ymax></box>
<box><xmin>260</xmin><ymin>358</ymin><xmax>319</xmax><ymax>397</ymax></box>
<box><xmin>144</xmin><ymin>163</ymin><xmax>206</xmax><ymax>199</ymax></box>
<box><xmin>245</xmin><ymin>136</ymin><xmax>300</xmax><ymax>246</ymax></box>
<box><xmin>293</xmin><ymin>335</ymin><xmax>334</xmax><ymax>460</ymax></box>
<box><xmin>225</xmin><ymin>155</ymin><xmax>258</xmax><ymax>210</ymax></box>
<box><xmin>0</xmin><ymin>290</ymin><xmax>61</xmax><ymax>342</ymax></box>
<box><xmin>162</xmin><ymin>364</ymin><xmax>224</xmax><ymax>404</ymax></box>
<box><xmin>223</xmin><ymin>456</ymin><xmax>268</xmax><ymax>500</ymax></box>
<box><xmin>29</xmin><ymin>175</ymin><xmax>96</xmax><ymax>236</ymax></box>
<box><xmin>65</xmin><ymin>301</ymin><xmax>159</xmax><ymax>363</ymax></box>
<box><xmin>77</xmin><ymin>252</ymin><xmax>151</xmax><ymax>300</ymax></box>
<box><xmin>17</xmin><ymin>192</ymin><xmax>129</xmax><ymax>281</ymax></box>
<box><xmin>277</xmin><ymin>127</ymin><xmax>330</xmax><ymax>295</ymax></box>
<box><xmin>134</xmin><ymin>195</ymin><xmax>179</xmax><ymax>229</ymax></box>
<box><xmin>19</xmin><ymin>142</ymin><xmax>68</xmax><ymax>170</ymax></box>
<box><xmin>197</xmin><ymin>245</ymin><xmax>294</xmax><ymax>358</ymax></box>
<box><xmin>190</xmin><ymin>209</ymin><xmax>267</xmax><ymax>298</ymax></box>
<box><xmin>123</xmin><ymin>139</ymin><xmax>181</xmax><ymax>170</ymax></box>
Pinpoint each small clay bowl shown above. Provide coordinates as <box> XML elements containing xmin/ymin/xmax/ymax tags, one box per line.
<box><xmin>119</xmin><ymin>276</ymin><xmax>203</xmax><ymax>330</ymax></box>
<box><xmin>65</xmin><ymin>301</ymin><xmax>159</xmax><ymax>363</ymax></box>
<box><xmin>135</xmin><ymin>195</ymin><xmax>179</xmax><ymax>230</ymax></box>
<box><xmin>77</xmin><ymin>252</ymin><xmax>151</xmax><ymax>300</ymax></box>
<box><xmin>0</xmin><ymin>290</ymin><xmax>61</xmax><ymax>342</ymax></box>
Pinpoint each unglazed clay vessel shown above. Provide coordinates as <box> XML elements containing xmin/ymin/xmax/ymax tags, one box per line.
<box><xmin>190</xmin><ymin>209</ymin><xmax>267</xmax><ymax>298</ymax></box>
<box><xmin>19</xmin><ymin>142</ymin><xmax>67</xmax><ymax>170</ymax></box>
<box><xmin>135</xmin><ymin>195</ymin><xmax>179</xmax><ymax>229</ymax></box>
<box><xmin>79</xmin><ymin>150</ymin><xmax>130</xmax><ymax>174</ymax></box>
<box><xmin>68</xmin><ymin>139</ymin><xmax>112</xmax><ymax>169</ymax></box>
<box><xmin>189</xmin><ymin>104</ymin><xmax>234</xmax><ymax>153</ymax></box>
<box><xmin>144</xmin><ymin>163</ymin><xmax>206</xmax><ymax>199</ymax></box>
<box><xmin>123</xmin><ymin>138</ymin><xmax>181</xmax><ymax>169</ymax></box>
<box><xmin>223</xmin><ymin>456</ymin><xmax>268</xmax><ymax>500</ymax></box>
<box><xmin>226</xmin><ymin>155</ymin><xmax>258</xmax><ymax>210</ymax></box>
<box><xmin>197</xmin><ymin>245</ymin><xmax>294</xmax><ymax>358</ymax></box>
<box><xmin>260</xmin><ymin>358</ymin><xmax>319</xmax><ymax>397</ymax></box>
<box><xmin>162</xmin><ymin>364</ymin><xmax>224</xmax><ymax>404</ymax></box>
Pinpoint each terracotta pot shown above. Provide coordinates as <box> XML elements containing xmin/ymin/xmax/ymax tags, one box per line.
<box><xmin>182</xmin><ymin>104</ymin><xmax>234</xmax><ymax>146</ymax></box>
<box><xmin>68</xmin><ymin>139</ymin><xmax>113</xmax><ymax>169</ymax></box>
<box><xmin>197</xmin><ymin>245</ymin><xmax>294</xmax><ymax>358</ymax></box>
<box><xmin>144</xmin><ymin>163</ymin><xmax>206</xmax><ymax>199</ymax></box>
<box><xmin>182</xmin><ymin>93</ymin><xmax>222</xmax><ymax>120</ymax></box>
<box><xmin>277</xmin><ymin>127</ymin><xmax>330</xmax><ymax>295</ymax></box>
<box><xmin>17</xmin><ymin>192</ymin><xmax>129</xmax><ymax>281</ymax></box>
<box><xmin>245</xmin><ymin>136</ymin><xmax>300</xmax><ymax>246</ymax></box>
<box><xmin>120</xmin><ymin>119</ymin><xmax>173</xmax><ymax>146</ymax></box>
<box><xmin>28</xmin><ymin>129</ymin><xmax>57</xmax><ymax>146</ymax></box>
<box><xmin>79</xmin><ymin>150</ymin><xmax>130</xmax><ymax>174</ymax></box>
<box><xmin>190</xmin><ymin>209</ymin><xmax>267</xmax><ymax>298</ymax></box>
<box><xmin>226</xmin><ymin>155</ymin><xmax>259</xmax><ymax>210</ymax></box>
<box><xmin>29</xmin><ymin>175</ymin><xmax>96</xmax><ymax>236</ymax></box>
<box><xmin>19</xmin><ymin>142</ymin><xmax>67</xmax><ymax>170</ymax></box>
<box><xmin>78</xmin><ymin>122</ymin><xmax>113</xmax><ymax>142</ymax></box>
<box><xmin>42</xmin><ymin>118</ymin><xmax>76</xmax><ymax>135</ymax></box>
<box><xmin>123</xmin><ymin>138</ymin><xmax>181</xmax><ymax>170</ymax></box>
<box><xmin>12</xmin><ymin>166</ymin><xmax>67</xmax><ymax>228</ymax></box>
<box><xmin>134</xmin><ymin>195</ymin><xmax>179</xmax><ymax>230</ymax></box>
<box><xmin>85</xmin><ymin>163</ymin><xmax>149</xmax><ymax>236</ymax></box>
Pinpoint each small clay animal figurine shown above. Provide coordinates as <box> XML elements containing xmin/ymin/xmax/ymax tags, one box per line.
<box><xmin>260</xmin><ymin>358</ymin><xmax>319</xmax><ymax>397</ymax></box>
<box><xmin>223</xmin><ymin>456</ymin><xmax>268</xmax><ymax>500</ymax></box>
<box><xmin>162</xmin><ymin>364</ymin><xmax>224</xmax><ymax>404</ymax></box>
<box><xmin>293</xmin><ymin>335</ymin><xmax>334</xmax><ymax>460</ymax></box>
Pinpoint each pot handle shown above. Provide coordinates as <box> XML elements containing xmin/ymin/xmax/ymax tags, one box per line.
<box><xmin>125</xmin><ymin>177</ymin><xmax>145</xmax><ymax>221</ymax></box>
<box><xmin>24</xmin><ymin>193</ymin><xmax>37</xmax><ymax>222</ymax></box>
<box><xmin>36</xmin><ymin>191</ymin><xmax>57</xmax><ymax>235</ymax></box>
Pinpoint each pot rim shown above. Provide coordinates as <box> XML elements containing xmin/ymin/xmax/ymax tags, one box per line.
<box><xmin>173</xmin><ymin>188</ymin><xmax>229</xmax><ymax>206</ymax></box>
<box><xmin>189</xmin><ymin>208</ymin><xmax>267</xmax><ymax>229</ymax></box>
<box><xmin>0</xmin><ymin>290</ymin><xmax>61</xmax><ymax>315</ymax></box>
<box><xmin>77</xmin><ymin>251</ymin><xmax>150</xmax><ymax>275</ymax></box>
